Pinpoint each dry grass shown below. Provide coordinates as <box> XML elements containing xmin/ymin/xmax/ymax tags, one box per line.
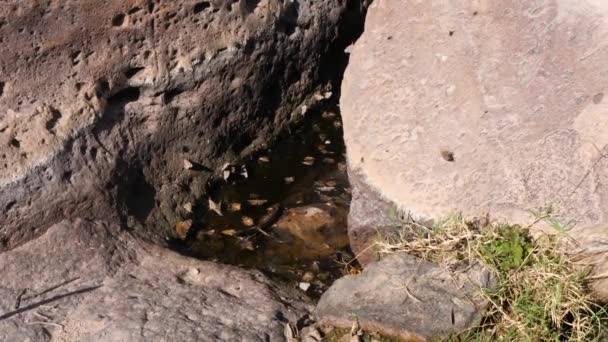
<box><xmin>373</xmin><ymin>214</ymin><xmax>608</xmax><ymax>341</ymax></box>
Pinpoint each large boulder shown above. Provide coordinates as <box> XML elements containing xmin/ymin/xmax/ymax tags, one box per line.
<box><xmin>341</xmin><ymin>0</ymin><xmax>608</xmax><ymax>285</ymax></box>
<box><xmin>0</xmin><ymin>0</ymin><xmax>366</xmax><ymax>251</ymax></box>
<box><xmin>0</xmin><ymin>219</ymin><xmax>310</xmax><ymax>341</ymax></box>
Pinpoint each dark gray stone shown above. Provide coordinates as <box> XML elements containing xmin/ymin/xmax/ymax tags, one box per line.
<box><xmin>315</xmin><ymin>253</ymin><xmax>494</xmax><ymax>340</ymax></box>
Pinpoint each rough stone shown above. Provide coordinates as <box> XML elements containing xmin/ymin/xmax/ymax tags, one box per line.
<box><xmin>0</xmin><ymin>219</ymin><xmax>310</xmax><ymax>341</ymax></box>
<box><xmin>0</xmin><ymin>0</ymin><xmax>366</xmax><ymax>251</ymax></box>
<box><xmin>266</xmin><ymin>204</ymin><xmax>349</xmax><ymax>261</ymax></box>
<box><xmin>315</xmin><ymin>253</ymin><xmax>494</xmax><ymax>341</ymax></box>
<box><xmin>341</xmin><ymin>0</ymin><xmax>608</xmax><ymax>294</ymax></box>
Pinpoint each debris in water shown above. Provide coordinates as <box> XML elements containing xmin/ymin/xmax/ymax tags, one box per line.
<box><xmin>322</xmin><ymin>111</ymin><xmax>336</xmax><ymax>119</ymax></box>
<box><xmin>183</xmin><ymin>159</ymin><xmax>194</xmax><ymax>170</ymax></box>
<box><xmin>175</xmin><ymin>220</ymin><xmax>193</xmax><ymax>240</ymax></box>
<box><xmin>302</xmin><ymin>156</ymin><xmax>315</xmax><ymax>166</ymax></box>
<box><xmin>242</xmin><ymin>216</ymin><xmax>255</xmax><ymax>226</ymax></box>
<box><xmin>239</xmin><ymin>239</ymin><xmax>255</xmax><ymax>251</ymax></box>
<box><xmin>183</xmin><ymin>202</ymin><xmax>193</xmax><ymax>213</ymax></box>
<box><xmin>240</xmin><ymin>165</ymin><xmax>248</xmax><ymax>179</ymax></box>
<box><xmin>221</xmin><ymin>229</ymin><xmax>237</xmax><ymax>236</ymax></box>
<box><xmin>229</xmin><ymin>202</ymin><xmax>242</xmax><ymax>212</ymax></box>
<box><xmin>208</xmin><ymin>198</ymin><xmax>223</xmax><ymax>216</ymax></box>
<box><xmin>299</xmin><ymin>282</ymin><xmax>311</xmax><ymax>292</ymax></box>
<box><xmin>247</xmin><ymin>199</ymin><xmax>268</xmax><ymax>206</ymax></box>
<box><xmin>317</xmin><ymin>186</ymin><xmax>335</xmax><ymax>192</ymax></box>
<box><xmin>258</xmin><ymin>156</ymin><xmax>270</xmax><ymax>163</ymax></box>
<box><xmin>284</xmin><ymin>177</ymin><xmax>295</xmax><ymax>184</ymax></box>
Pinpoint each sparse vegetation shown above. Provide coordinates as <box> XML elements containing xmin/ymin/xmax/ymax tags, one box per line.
<box><xmin>373</xmin><ymin>213</ymin><xmax>608</xmax><ymax>341</ymax></box>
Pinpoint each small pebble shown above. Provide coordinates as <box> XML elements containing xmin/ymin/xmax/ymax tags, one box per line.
<box><xmin>302</xmin><ymin>156</ymin><xmax>315</xmax><ymax>166</ymax></box>
<box><xmin>299</xmin><ymin>282</ymin><xmax>311</xmax><ymax>292</ymax></box>
<box><xmin>284</xmin><ymin>177</ymin><xmax>295</xmax><ymax>184</ymax></box>
<box><xmin>302</xmin><ymin>271</ymin><xmax>315</xmax><ymax>282</ymax></box>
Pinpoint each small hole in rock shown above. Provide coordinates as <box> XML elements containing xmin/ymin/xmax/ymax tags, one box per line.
<box><xmin>193</xmin><ymin>2</ymin><xmax>211</xmax><ymax>14</ymax></box>
<box><xmin>5</xmin><ymin>201</ymin><xmax>16</xmax><ymax>212</ymax></box>
<box><xmin>473</xmin><ymin>11</ymin><xmax>478</xmax><ymax>16</ymax></box>
<box><xmin>593</xmin><ymin>92</ymin><xmax>604</xmax><ymax>104</ymax></box>
<box><xmin>449</xmin><ymin>30</ymin><xmax>455</xmax><ymax>36</ymax></box>
<box><xmin>441</xmin><ymin>150</ymin><xmax>455</xmax><ymax>162</ymax></box>
<box><xmin>0</xmin><ymin>81</ymin><xmax>4</xmax><ymax>97</ymax></box>
<box><xmin>112</xmin><ymin>13</ymin><xmax>126</xmax><ymax>27</ymax></box>
<box><xmin>9</xmin><ymin>138</ymin><xmax>20</xmax><ymax>148</ymax></box>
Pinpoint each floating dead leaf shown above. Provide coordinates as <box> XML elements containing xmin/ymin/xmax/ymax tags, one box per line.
<box><xmin>240</xmin><ymin>165</ymin><xmax>248</xmax><ymax>179</ymax></box>
<box><xmin>302</xmin><ymin>156</ymin><xmax>315</xmax><ymax>166</ymax></box>
<box><xmin>239</xmin><ymin>239</ymin><xmax>255</xmax><ymax>251</ymax></box>
<box><xmin>208</xmin><ymin>198</ymin><xmax>223</xmax><ymax>216</ymax></box>
<box><xmin>247</xmin><ymin>199</ymin><xmax>268</xmax><ymax>206</ymax></box>
<box><xmin>183</xmin><ymin>159</ymin><xmax>194</xmax><ymax>170</ymax></box>
<box><xmin>258</xmin><ymin>156</ymin><xmax>270</xmax><ymax>163</ymax></box>
<box><xmin>183</xmin><ymin>202</ymin><xmax>193</xmax><ymax>213</ymax></box>
<box><xmin>284</xmin><ymin>177</ymin><xmax>295</xmax><ymax>184</ymax></box>
<box><xmin>323</xmin><ymin>158</ymin><xmax>336</xmax><ymax>164</ymax></box>
<box><xmin>242</xmin><ymin>216</ymin><xmax>255</xmax><ymax>226</ymax></box>
<box><xmin>322</xmin><ymin>111</ymin><xmax>337</xmax><ymax>119</ymax></box>
<box><xmin>175</xmin><ymin>220</ymin><xmax>193</xmax><ymax>240</ymax></box>
<box><xmin>221</xmin><ymin>229</ymin><xmax>237</xmax><ymax>236</ymax></box>
<box><xmin>229</xmin><ymin>202</ymin><xmax>242</xmax><ymax>212</ymax></box>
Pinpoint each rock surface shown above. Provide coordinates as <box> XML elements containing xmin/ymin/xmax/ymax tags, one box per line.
<box><xmin>0</xmin><ymin>0</ymin><xmax>366</xmax><ymax>251</ymax></box>
<box><xmin>0</xmin><ymin>219</ymin><xmax>310</xmax><ymax>341</ymax></box>
<box><xmin>315</xmin><ymin>253</ymin><xmax>494</xmax><ymax>340</ymax></box>
<box><xmin>341</xmin><ymin>0</ymin><xmax>608</xmax><ymax>291</ymax></box>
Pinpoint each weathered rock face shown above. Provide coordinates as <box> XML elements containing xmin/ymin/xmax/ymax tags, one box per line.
<box><xmin>315</xmin><ymin>253</ymin><xmax>493</xmax><ymax>340</ymax></box>
<box><xmin>341</xmin><ymin>0</ymin><xmax>608</xmax><ymax>276</ymax></box>
<box><xmin>0</xmin><ymin>219</ymin><xmax>310</xmax><ymax>341</ymax></box>
<box><xmin>0</xmin><ymin>0</ymin><xmax>366</xmax><ymax>250</ymax></box>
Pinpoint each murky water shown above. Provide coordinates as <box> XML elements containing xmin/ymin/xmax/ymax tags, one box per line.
<box><xmin>174</xmin><ymin>102</ymin><xmax>358</xmax><ymax>298</ymax></box>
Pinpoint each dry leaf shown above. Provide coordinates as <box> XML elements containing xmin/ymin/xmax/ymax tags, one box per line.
<box><xmin>323</xmin><ymin>91</ymin><xmax>333</xmax><ymax>99</ymax></box>
<box><xmin>208</xmin><ymin>198</ymin><xmax>223</xmax><ymax>216</ymax></box>
<box><xmin>247</xmin><ymin>199</ymin><xmax>268</xmax><ymax>206</ymax></box>
<box><xmin>229</xmin><ymin>202</ymin><xmax>242</xmax><ymax>212</ymax></box>
<box><xmin>242</xmin><ymin>216</ymin><xmax>255</xmax><ymax>226</ymax></box>
<box><xmin>302</xmin><ymin>156</ymin><xmax>315</xmax><ymax>166</ymax></box>
<box><xmin>221</xmin><ymin>229</ymin><xmax>237</xmax><ymax>236</ymax></box>
<box><xmin>175</xmin><ymin>220</ymin><xmax>193</xmax><ymax>240</ymax></box>
<box><xmin>183</xmin><ymin>202</ymin><xmax>193</xmax><ymax>213</ymax></box>
<box><xmin>183</xmin><ymin>159</ymin><xmax>194</xmax><ymax>170</ymax></box>
<box><xmin>239</xmin><ymin>239</ymin><xmax>255</xmax><ymax>251</ymax></box>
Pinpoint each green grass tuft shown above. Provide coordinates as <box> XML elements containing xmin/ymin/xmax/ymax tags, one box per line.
<box><xmin>373</xmin><ymin>214</ymin><xmax>608</xmax><ymax>341</ymax></box>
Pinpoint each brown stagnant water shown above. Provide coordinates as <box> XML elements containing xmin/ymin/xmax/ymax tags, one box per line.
<box><xmin>175</xmin><ymin>101</ymin><xmax>358</xmax><ymax>299</ymax></box>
